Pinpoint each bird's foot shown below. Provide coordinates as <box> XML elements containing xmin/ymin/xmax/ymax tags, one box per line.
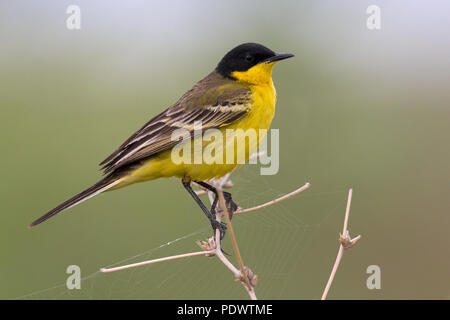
<box><xmin>210</xmin><ymin>219</ymin><xmax>227</xmax><ymax>240</ymax></box>
<box><xmin>223</xmin><ymin>191</ymin><xmax>238</xmax><ymax>220</ymax></box>
<box><xmin>211</xmin><ymin>191</ymin><xmax>238</xmax><ymax>220</ymax></box>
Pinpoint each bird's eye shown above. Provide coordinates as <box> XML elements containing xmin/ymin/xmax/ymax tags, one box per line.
<box><xmin>244</xmin><ymin>54</ymin><xmax>254</xmax><ymax>62</ymax></box>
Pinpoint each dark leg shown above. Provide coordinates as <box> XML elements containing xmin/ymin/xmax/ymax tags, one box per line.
<box><xmin>182</xmin><ymin>179</ymin><xmax>227</xmax><ymax>240</ymax></box>
<box><xmin>195</xmin><ymin>181</ymin><xmax>238</xmax><ymax>220</ymax></box>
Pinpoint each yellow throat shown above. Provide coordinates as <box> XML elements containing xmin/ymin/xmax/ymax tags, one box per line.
<box><xmin>231</xmin><ymin>61</ymin><xmax>277</xmax><ymax>86</ymax></box>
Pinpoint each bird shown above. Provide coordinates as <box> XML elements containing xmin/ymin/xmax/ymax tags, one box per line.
<box><xmin>30</xmin><ymin>43</ymin><xmax>294</xmax><ymax>239</ymax></box>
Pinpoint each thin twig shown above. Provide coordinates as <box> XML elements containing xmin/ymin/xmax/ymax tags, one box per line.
<box><xmin>342</xmin><ymin>189</ymin><xmax>352</xmax><ymax>234</ymax></box>
<box><xmin>213</xmin><ymin>224</ymin><xmax>257</xmax><ymax>299</ymax></box>
<box><xmin>321</xmin><ymin>188</ymin><xmax>361</xmax><ymax>300</ymax></box>
<box><xmin>217</xmin><ymin>186</ymin><xmax>252</xmax><ymax>290</ymax></box>
<box><xmin>100</xmin><ymin>250</ymin><xmax>214</xmax><ymax>273</ymax></box>
<box><xmin>214</xmin><ymin>227</ymin><xmax>240</xmax><ymax>278</ymax></box>
<box><xmin>234</xmin><ymin>182</ymin><xmax>311</xmax><ymax>215</ymax></box>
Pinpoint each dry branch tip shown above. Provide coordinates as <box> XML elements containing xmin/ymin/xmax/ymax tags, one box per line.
<box><xmin>196</xmin><ymin>237</ymin><xmax>216</xmax><ymax>257</ymax></box>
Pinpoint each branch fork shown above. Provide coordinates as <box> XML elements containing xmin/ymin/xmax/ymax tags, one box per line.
<box><xmin>340</xmin><ymin>230</ymin><xmax>361</xmax><ymax>250</ymax></box>
<box><xmin>321</xmin><ymin>188</ymin><xmax>361</xmax><ymax>300</ymax></box>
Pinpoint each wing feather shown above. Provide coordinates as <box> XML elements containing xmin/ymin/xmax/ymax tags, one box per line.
<box><xmin>100</xmin><ymin>72</ymin><xmax>252</xmax><ymax>174</ymax></box>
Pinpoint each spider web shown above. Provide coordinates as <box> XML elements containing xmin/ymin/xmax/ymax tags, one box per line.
<box><xmin>16</xmin><ymin>169</ymin><xmax>347</xmax><ymax>300</ymax></box>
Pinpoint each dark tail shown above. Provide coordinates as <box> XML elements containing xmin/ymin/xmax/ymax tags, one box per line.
<box><xmin>29</xmin><ymin>177</ymin><xmax>122</xmax><ymax>227</ymax></box>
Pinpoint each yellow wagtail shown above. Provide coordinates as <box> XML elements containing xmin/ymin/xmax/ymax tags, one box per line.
<box><xmin>30</xmin><ymin>43</ymin><xmax>294</xmax><ymax>238</ymax></box>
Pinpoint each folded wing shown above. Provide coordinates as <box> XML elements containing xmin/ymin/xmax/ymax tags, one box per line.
<box><xmin>100</xmin><ymin>72</ymin><xmax>252</xmax><ymax>174</ymax></box>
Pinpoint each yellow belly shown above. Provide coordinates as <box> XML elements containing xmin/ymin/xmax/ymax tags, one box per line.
<box><xmin>113</xmin><ymin>82</ymin><xmax>276</xmax><ymax>189</ymax></box>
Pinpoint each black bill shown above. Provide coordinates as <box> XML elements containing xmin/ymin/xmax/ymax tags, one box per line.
<box><xmin>264</xmin><ymin>53</ymin><xmax>294</xmax><ymax>63</ymax></box>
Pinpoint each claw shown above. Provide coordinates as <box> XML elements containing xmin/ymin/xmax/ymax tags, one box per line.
<box><xmin>211</xmin><ymin>220</ymin><xmax>227</xmax><ymax>240</ymax></box>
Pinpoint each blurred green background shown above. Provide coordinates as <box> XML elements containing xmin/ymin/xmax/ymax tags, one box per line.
<box><xmin>1</xmin><ymin>0</ymin><xmax>449</xmax><ymax>299</ymax></box>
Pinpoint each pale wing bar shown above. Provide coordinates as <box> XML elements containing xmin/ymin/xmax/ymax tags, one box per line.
<box><xmin>100</xmin><ymin>103</ymin><xmax>249</xmax><ymax>174</ymax></box>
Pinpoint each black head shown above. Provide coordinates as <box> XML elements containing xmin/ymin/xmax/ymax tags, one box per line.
<box><xmin>216</xmin><ymin>43</ymin><xmax>293</xmax><ymax>78</ymax></box>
